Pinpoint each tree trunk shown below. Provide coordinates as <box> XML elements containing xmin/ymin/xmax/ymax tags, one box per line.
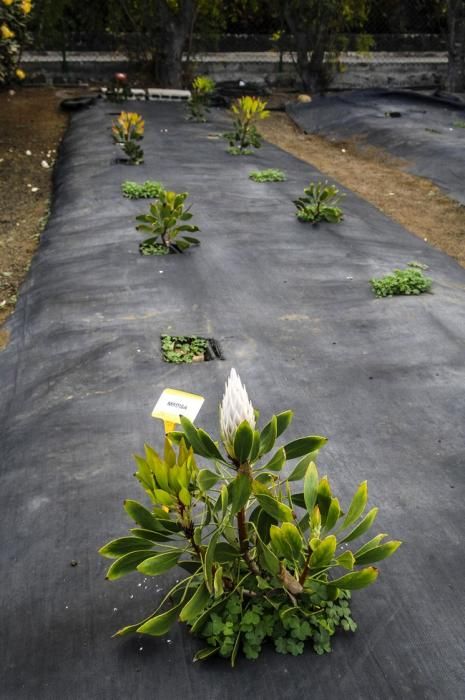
<box><xmin>447</xmin><ymin>0</ymin><xmax>465</xmax><ymax>91</ymax></box>
<box><xmin>283</xmin><ymin>1</ymin><xmax>332</xmax><ymax>93</ymax></box>
<box><xmin>156</xmin><ymin>26</ymin><xmax>186</xmax><ymax>87</ymax></box>
<box><xmin>185</xmin><ymin>4</ymin><xmax>200</xmax><ymax>76</ymax></box>
<box><xmin>292</xmin><ymin>29</ymin><xmax>312</xmax><ymax>90</ymax></box>
<box><xmin>306</xmin><ymin>34</ymin><xmax>329</xmax><ymax>92</ymax></box>
<box><xmin>156</xmin><ymin>0</ymin><xmax>196</xmax><ymax>88</ymax></box>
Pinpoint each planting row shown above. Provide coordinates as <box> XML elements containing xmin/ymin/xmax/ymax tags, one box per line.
<box><xmin>111</xmin><ymin>102</ymin><xmax>433</xmax><ymax>298</ymax></box>
<box><xmin>99</xmin><ymin>88</ymin><xmax>406</xmax><ymax>666</ymax></box>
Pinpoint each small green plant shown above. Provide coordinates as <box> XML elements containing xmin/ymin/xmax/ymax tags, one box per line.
<box><xmin>161</xmin><ymin>335</ymin><xmax>208</xmax><ymax>363</ymax></box>
<box><xmin>100</xmin><ymin>368</ymin><xmax>401</xmax><ymax>666</ymax></box>
<box><xmin>188</xmin><ymin>75</ymin><xmax>216</xmax><ymax>122</ymax></box>
<box><xmin>122</xmin><ymin>180</ymin><xmax>164</xmax><ymax>199</ymax></box>
<box><xmin>139</xmin><ymin>241</ymin><xmax>170</xmax><ymax>256</ymax></box>
<box><xmin>453</xmin><ymin>120</ymin><xmax>465</xmax><ymax>128</ymax></box>
<box><xmin>199</xmin><ymin>589</ymin><xmax>356</xmax><ymax>658</ymax></box>
<box><xmin>370</xmin><ymin>268</ymin><xmax>432</xmax><ymax>297</ymax></box>
<box><xmin>249</xmin><ymin>169</ymin><xmax>287</xmax><ymax>183</ymax></box>
<box><xmin>294</xmin><ymin>181</ymin><xmax>345</xmax><ymax>224</ymax></box>
<box><xmin>112</xmin><ymin>112</ymin><xmax>145</xmax><ymax>165</ymax></box>
<box><xmin>136</xmin><ymin>190</ymin><xmax>200</xmax><ymax>253</ymax></box>
<box><xmin>223</xmin><ymin>96</ymin><xmax>270</xmax><ymax>155</ymax></box>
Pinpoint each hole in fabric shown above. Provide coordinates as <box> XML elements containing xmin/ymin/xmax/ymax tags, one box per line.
<box><xmin>161</xmin><ymin>336</ymin><xmax>224</xmax><ymax>363</ymax></box>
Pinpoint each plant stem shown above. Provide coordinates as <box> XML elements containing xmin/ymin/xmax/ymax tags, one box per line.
<box><xmin>237</xmin><ymin>507</ymin><xmax>260</xmax><ymax>575</ymax></box>
<box><xmin>299</xmin><ymin>549</ymin><xmax>312</xmax><ymax>585</ymax></box>
<box><xmin>240</xmin><ymin>116</ymin><xmax>251</xmax><ymax>150</ymax></box>
<box><xmin>180</xmin><ymin>507</ymin><xmax>201</xmax><ymax>559</ymax></box>
<box><xmin>237</xmin><ymin>507</ymin><xmax>248</xmax><ymax>553</ymax></box>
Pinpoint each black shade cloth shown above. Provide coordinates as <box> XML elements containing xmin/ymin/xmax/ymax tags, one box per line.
<box><xmin>288</xmin><ymin>89</ymin><xmax>465</xmax><ymax>205</ymax></box>
<box><xmin>1</xmin><ymin>102</ymin><xmax>465</xmax><ymax>699</ymax></box>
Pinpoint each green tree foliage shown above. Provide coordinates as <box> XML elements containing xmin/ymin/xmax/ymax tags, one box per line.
<box><xmin>0</xmin><ymin>0</ymin><xmax>33</xmax><ymax>86</ymax></box>
<box><xmin>31</xmin><ymin>0</ymin><xmax>110</xmax><ymax>54</ymax></box>
<box><xmin>108</xmin><ymin>0</ymin><xmax>224</xmax><ymax>87</ymax></box>
<box><xmin>364</xmin><ymin>0</ymin><xmax>446</xmax><ymax>34</ymax></box>
<box><xmin>278</xmin><ymin>0</ymin><xmax>371</xmax><ymax>92</ymax></box>
<box><xmin>30</xmin><ymin>0</ymin><xmax>455</xmax><ymax>92</ymax></box>
<box><xmin>32</xmin><ymin>0</ymin><xmax>200</xmax><ymax>83</ymax></box>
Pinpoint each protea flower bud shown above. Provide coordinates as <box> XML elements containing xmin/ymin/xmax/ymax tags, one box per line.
<box><xmin>219</xmin><ymin>368</ymin><xmax>255</xmax><ymax>459</ymax></box>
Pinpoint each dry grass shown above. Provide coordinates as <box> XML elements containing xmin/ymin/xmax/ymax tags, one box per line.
<box><xmin>261</xmin><ymin>112</ymin><xmax>465</xmax><ymax>266</ymax></box>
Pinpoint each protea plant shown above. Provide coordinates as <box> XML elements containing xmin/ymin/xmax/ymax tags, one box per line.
<box><xmin>107</xmin><ymin>72</ymin><xmax>131</xmax><ymax>103</ymax></box>
<box><xmin>223</xmin><ymin>96</ymin><xmax>270</xmax><ymax>155</ymax></box>
<box><xmin>135</xmin><ymin>190</ymin><xmax>200</xmax><ymax>254</ymax></box>
<box><xmin>219</xmin><ymin>368</ymin><xmax>256</xmax><ymax>460</ymax></box>
<box><xmin>294</xmin><ymin>181</ymin><xmax>345</xmax><ymax>224</ymax></box>
<box><xmin>188</xmin><ymin>75</ymin><xmax>216</xmax><ymax>122</ymax></box>
<box><xmin>112</xmin><ymin>111</ymin><xmax>145</xmax><ymax>164</ymax></box>
<box><xmin>100</xmin><ymin>369</ymin><xmax>401</xmax><ymax>665</ymax></box>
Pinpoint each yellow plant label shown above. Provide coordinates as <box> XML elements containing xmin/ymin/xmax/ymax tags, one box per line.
<box><xmin>152</xmin><ymin>388</ymin><xmax>205</xmax><ymax>427</ymax></box>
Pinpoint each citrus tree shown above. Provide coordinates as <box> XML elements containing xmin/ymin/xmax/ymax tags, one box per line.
<box><xmin>0</xmin><ymin>0</ymin><xmax>32</xmax><ymax>86</ymax></box>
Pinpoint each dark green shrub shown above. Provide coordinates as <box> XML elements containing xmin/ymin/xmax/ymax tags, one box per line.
<box><xmin>294</xmin><ymin>181</ymin><xmax>344</xmax><ymax>224</ymax></box>
<box><xmin>136</xmin><ymin>190</ymin><xmax>200</xmax><ymax>253</ymax></box>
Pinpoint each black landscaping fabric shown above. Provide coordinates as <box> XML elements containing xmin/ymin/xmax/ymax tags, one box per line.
<box><xmin>1</xmin><ymin>101</ymin><xmax>465</xmax><ymax>700</ymax></box>
<box><xmin>287</xmin><ymin>89</ymin><xmax>465</xmax><ymax>205</ymax></box>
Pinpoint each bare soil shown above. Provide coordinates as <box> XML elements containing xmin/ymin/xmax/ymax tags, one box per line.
<box><xmin>261</xmin><ymin>110</ymin><xmax>465</xmax><ymax>269</ymax></box>
<box><xmin>0</xmin><ymin>87</ymin><xmax>69</xmax><ymax>349</ymax></box>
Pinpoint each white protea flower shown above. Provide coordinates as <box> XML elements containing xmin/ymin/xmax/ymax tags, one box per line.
<box><xmin>220</xmin><ymin>368</ymin><xmax>255</xmax><ymax>459</ymax></box>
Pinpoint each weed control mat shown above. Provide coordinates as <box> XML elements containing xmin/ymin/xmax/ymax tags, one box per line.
<box><xmin>1</xmin><ymin>101</ymin><xmax>465</xmax><ymax>699</ymax></box>
<box><xmin>287</xmin><ymin>89</ymin><xmax>465</xmax><ymax>205</ymax></box>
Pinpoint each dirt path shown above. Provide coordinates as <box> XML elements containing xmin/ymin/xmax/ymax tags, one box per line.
<box><xmin>0</xmin><ymin>88</ymin><xmax>68</xmax><ymax>348</ymax></box>
<box><xmin>262</xmin><ymin>111</ymin><xmax>465</xmax><ymax>268</ymax></box>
